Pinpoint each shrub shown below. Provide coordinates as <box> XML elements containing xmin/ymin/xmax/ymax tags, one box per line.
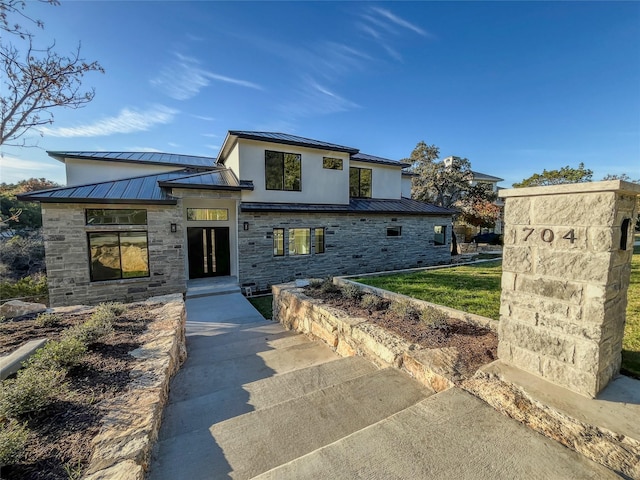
<box><xmin>27</xmin><ymin>337</ymin><xmax>87</xmax><ymax>370</ymax></box>
<box><xmin>308</xmin><ymin>279</ymin><xmax>324</xmax><ymax>289</ymax></box>
<box><xmin>389</xmin><ymin>299</ymin><xmax>421</xmax><ymax>320</ymax></box>
<box><xmin>0</xmin><ymin>420</ymin><xmax>29</xmax><ymax>466</ymax></box>
<box><xmin>0</xmin><ymin>273</ymin><xmax>47</xmax><ymax>303</ymax></box>
<box><xmin>34</xmin><ymin>312</ymin><xmax>61</xmax><ymax>327</ymax></box>
<box><xmin>361</xmin><ymin>294</ymin><xmax>385</xmax><ymax>311</ymax></box>
<box><xmin>97</xmin><ymin>302</ymin><xmax>125</xmax><ymax>316</ymax></box>
<box><xmin>66</xmin><ymin>306</ymin><xmax>114</xmax><ymax>345</ymax></box>
<box><xmin>0</xmin><ymin>367</ymin><xmax>66</xmax><ymax>418</ymax></box>
<box><xmin>419</xmin><ymin>306</ymin><xmax>450</xmax><ymax>330</ymax></box>
<box><xmin>319</xmin><ymin>278</ymin><xmax>340</xmax><ymax>294</ymax></box>
<box><xmin>341</xmin><ymin>283</ymin><xmax>362</xmax><ymax>300</ymax></box>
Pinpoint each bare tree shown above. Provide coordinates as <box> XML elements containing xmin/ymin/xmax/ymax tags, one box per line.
<box><xmin>0</xmin><ymin>0</ymin><xmax>103</xmax><ymax>146</ymax></box>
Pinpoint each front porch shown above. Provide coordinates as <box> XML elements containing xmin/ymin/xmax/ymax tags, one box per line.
<box><xmin>186</xmin><ymin>276</ymin><xmax>240</xmax><ymax>298</ymax></box>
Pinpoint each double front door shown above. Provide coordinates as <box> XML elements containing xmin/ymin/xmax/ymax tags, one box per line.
<box><xmin>187</xmin><ymin>227</ymin><xmax>230</xmax><ymax>279</ymax></box>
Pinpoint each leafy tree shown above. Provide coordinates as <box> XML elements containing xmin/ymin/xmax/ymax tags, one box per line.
<box><xmin>456</xmin><ymin>183</ymin><xmax>501</xmax><ymax>229</ymax></box>
<box><xmin>0</xmin><ymin>0</ymin><xmax>104</xmax><ymax>146</ymax></box>
<box><xmin>512</xmin><ymin>163</ymin><xmax>593</xmax><ymax>188</ymax></box>
<box><xmin>602</xmin><ymin>173</ymin><xmax>640</xmax><ymax>183</ymax></box>
<box><xmin>0</xmin><ymin>177</ymin><xmax>59</xmax><ymax>229</ymax></box>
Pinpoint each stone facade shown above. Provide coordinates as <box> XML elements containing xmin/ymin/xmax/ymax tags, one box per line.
<box><xmin>237</xmin><ymin>211</ymin><xmax>452</xmax><ymax>291</ymax></box>
<box><xmin>498</xmin><ymin>180</ymin><xmax>640</xmax><ymax>397</ymax></box>
<box><xmin>42</xmin><ymin>203</ymin><xmax>186</xmax><ymax>307</ymax></box>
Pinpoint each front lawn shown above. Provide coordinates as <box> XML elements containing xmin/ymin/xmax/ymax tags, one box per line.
<box><xmin>249</xmin><ymin>295</ymin><xmax>273</xmax><ymax>320</ymax></box>
<box><xmin>355</xmin><ymin>251</ymin><xmax>640</xmax><ymax>378</ymax></box>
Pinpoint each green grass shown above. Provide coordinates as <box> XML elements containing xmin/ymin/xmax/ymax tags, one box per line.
<box><xmin>249</xmin><ymin>295</ymin><xmax>273</xmax><ymax>320</ymax></box>
<box><xmin>355</xmin><ymin>253</ymin><xmax>640</xmax><ymax>378</ymax></box>
<box><xmin>354</xmin><ymin>261</ymin><xmax>503</xmax><ymax>320</ymax></box>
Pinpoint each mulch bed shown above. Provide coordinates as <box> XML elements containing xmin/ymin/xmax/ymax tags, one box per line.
<box><xmin>304</xmin><ymin>288</ymin><xmax>498</xmax><ymax>376</ymax></box>
<box><xmin>0</xmin><ymin>305</ymin><xmax>156</xmax><ymax>480</ymax></box>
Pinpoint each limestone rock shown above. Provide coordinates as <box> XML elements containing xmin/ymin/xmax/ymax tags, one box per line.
<box><xmin>0</xmin><ymin>300</ymin><xmax>47</xmax><ymax>319</ymax></box>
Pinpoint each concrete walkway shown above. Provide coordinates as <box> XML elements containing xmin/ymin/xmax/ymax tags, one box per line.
<box><xmin>147</xmin><ymin>292</ymin><xmax>617</xmax><ymax>480</ymax></box>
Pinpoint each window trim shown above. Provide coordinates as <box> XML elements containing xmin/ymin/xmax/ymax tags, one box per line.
<box><xmin>314</xmin><ymin>228</ymin><xmax>325</xmax><ymax>254</ymax></box>
<box><xmin>265</xmin><ymin>150</ymin><xmax>302</xmax><ymax>192</ymax></box>
<box><xmin>88</xmin><ymin>231</ymin><xmax>150</xmax><ymax>282</ymax></box>
<box><xmin>349</xmin><ymin>166</ymin><xmax>372</xmax><ymax>198</ymax></box>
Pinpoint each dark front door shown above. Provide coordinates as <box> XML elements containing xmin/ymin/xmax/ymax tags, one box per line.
<box><xmin>187</xmin><ymin>227</ymin><xmax>230</xmax><ymax>279</ymax></box>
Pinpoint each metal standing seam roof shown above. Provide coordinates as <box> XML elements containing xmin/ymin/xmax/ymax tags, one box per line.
<box><xmin>471</xmin><ymin>170</ymin><xmax>504</xmax><ymax>182</ymax></box>
<box><xmin>227</xmin><ymin>131</ymin><xmax>360</xmax><ymax>154</ymax></box>
<box><xmin>158</xmin><ymin>169</ymin><xmax>253</xmax><ymax>191</ymax></box>
<box><xmin>47</xmin><ymin>151</ymin><xmax>217</xmax><ymax>169</ymax></box>
<box><xmin>241</xmin><ymin>197</ymin><xmax>456</xmax><ymax>215</ymax></box>
<box><xmin>17</xmin><ymin>168</ymin><xmax>245</xmax><ymax>204</ymax></box>
<box><xmin>350</xmin><ymin>153</ymin><xmax>410</xmax><ymax>168</ymax></box>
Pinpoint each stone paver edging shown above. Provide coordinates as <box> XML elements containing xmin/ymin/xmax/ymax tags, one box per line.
<box><xmin>83</xmin><ymin>294</ymin><xmax>186</xmax><ymax>480</ymax></box>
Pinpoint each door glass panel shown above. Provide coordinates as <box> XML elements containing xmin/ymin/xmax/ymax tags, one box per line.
<box><xmin>202</xmin><ymin>230</ymin><xmax>208</xmax><ymax>274</ymax></box>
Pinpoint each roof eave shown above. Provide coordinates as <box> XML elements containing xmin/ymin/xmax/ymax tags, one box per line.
<box><xmin>230</xmin><ymin>131</ymin><xmax>359</xmax><ymax>154</ymax></box>
<box><xmin>21</xmin><ymin>197</ymin><xmax>177</xmax><ymax>205</ymax></box>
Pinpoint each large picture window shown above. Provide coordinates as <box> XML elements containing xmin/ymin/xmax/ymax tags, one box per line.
<box><xmin>86</xmin><ymin>209</ymin><xmax>147</xmax><ymax>225</ymax></box>
<box><xmin>349</xmin><ymin>167</ymin><xmax>372</xmax><ymax>198</ymax></box>
<box><xmin>88</xmin><ymin>231</ymin><xmax>149</xmax><ymax>281</ymax></box>
<box><xmin>288</xmin><ymin>228</ymin><xmax>310</xmax><ymax>255</ymax></box>
<box><xmin>314</xmin><ymin>228</ymin><xmax>325</xmax><ymax>254</ymax></box>
<box><xmin>266</xmin><ymin>150</ymin><xmax>301</xmax><ymax>191</ymax></box>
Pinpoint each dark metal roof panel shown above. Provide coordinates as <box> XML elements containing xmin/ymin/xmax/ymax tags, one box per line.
<box><xmin>229</xmin><ymin>131</ymin><xmax>359</xmax><ymax>154</ymax></box>
<box><xmin>158</xmin><ymin>168</ymin><xmax>253</xmax><ymax>190</ymax></box>
<box><xmin>241</xmin><ymin>197</ymin><xmax>455</xmax><ymax>216</ymax></box>
<box><xmin>47</xmin><ymin>151</ymin><xmax>216</xmax><ymax>169</ymax></box>
<box><xmin>350</xmin><ymin>153</ymin><xmax>411</xmax><ymax>168</ymax></box>
<box><xmin>471</xmin><ymin>170</ymin><xmax>504</xmax><ymax>182</ymax></box>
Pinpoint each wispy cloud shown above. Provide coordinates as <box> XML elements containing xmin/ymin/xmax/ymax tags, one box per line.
<box><xmin>40</xmin><ymin>105</ymin><xmax>178</xmax><ymax>138</ymax></box>
<box><xmin>279</xmin><ymin>78</ymin><xmax>359</xmax><ymax>118</ymax></box>
<box><xmin>192</xmin><ymin>114</ymin><xmax>216</xmax><ymax>121</ymax></box>
<box><xmin>201</xmin><ymin>133</ymin><xmax>218</xmax><ymax>138</ymax></box>
<box><xmin>0</xmin><ymin>154</ymin><xmax>65</xmax><ymax>184</ymax></box>
<box><xmin>151</xmin><ymin>52</ymin><xmax>262</xmax><ymax>101</ymax></box>
<box><xmin>371</xmin><ymin>7</ymin><xmax>430</xmax><ymax>37</ymax></box>
<box><xmin>127</xmin><ymin>146</ymin><xmax>163</xmax><ymax>152</ymax></box>
<box><xmin>205</xmin><ymin>144</ymin><xmax>220</xmax><ymax>151</ymax></box>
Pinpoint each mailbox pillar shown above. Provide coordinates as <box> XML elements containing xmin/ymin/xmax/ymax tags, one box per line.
<box><xmin>498</xmin><ymin>180</ymin><xmax>639</xmax><ymax>397</ymax></box>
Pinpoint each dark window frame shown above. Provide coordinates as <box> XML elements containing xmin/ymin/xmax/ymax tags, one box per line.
<box><xmin>265</xmin><ymin>150</ymin><xmax>302</xmax><ymax>191</ymax></box>
<box><xmin>186</xmin><ymin>208</ymin><xmax>229</xmax><ymax>221</ymax></box>
<box><xmin>323</xmin><ymin>157</ymin><xmax>343</xmax><ymax>170</ymax></box>
<box><xmin>288</xmin><ymin>228</ymin><xmax>311</xmax><ymax>256</ymax></box>
<box><xmin>85</xmin><ymin>208</ymin><xmax>147</xmax><ymax>225</ymax></box>
<box><xmin>387</xmin><ymin>226</ymin><xmax>402</xmax><ymax>237</ymax></box>
<box><xmin>314</xmin><ymin>228</ymin><xmax>325</xmax><ymax>254</ymax></box>
<box><xmin>87</xmin><ymin>231</ymin><xmax>150</xmax><ymax>281</ymax></box>
<box><xmin>434</xmin><ymin>225</ymin><xmax>447</xmax><ymax>246</ymax></box>
<box><xmin>273</xmin><ymin>228</ymin><xmax>285</xmax><ymax>257</ymax></box>
<box><xmin>349</xmin><ymin>167</ymin><xmax>372</xmax><ymax>198</ymax></box>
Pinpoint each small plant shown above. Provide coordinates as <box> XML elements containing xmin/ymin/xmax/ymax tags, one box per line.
<box><xmin>0</xmin><ymin>367</ymin><xmax>67</xmax><ymax>418</ymax></box>
<box><xmin>34</xmin><ymin>312</ymin><xmax>61</xmax><ymax>327</ymax></box>
<box><xmin>361</xmin><ymin>294</ymin><xmax>385</xmax><ymax>311</ymax></box>
<box><xmin>66</xmin><ymin>307</ymin><xmax>114</xmax><ymax>345</ymax></box>
<box><xmin>319</xmin><ymin>278</ymin><xmax>340</xmax><ymax>294</ymax></box>
<box><xmin>419</xmin><ymin>306</ymin><xmax>450</xmax><ymax>330</ymax></box>
<box><xmin>98</xmin><ymin>301</ymin><xmax>125</xmax><ymax>316</ymax></box>
<box><xmin>0</xmin><ymin>315</ymin><xmax>5</xmax><ymax>323</ymax></box>
<box><xmin>308</xmin><ymin>279</ymin><xmax>324</xmax><ymax>289</ymax></box>
<box><xmin>0</xmin><ymin>420</ymin><xmax>29</xmax><ymax>466</ymax></box>
<box><xmin>389</xmin><ymin>299</ymin><xmax>421</xmax><ymax>320</ymax></box>
<box><xmin>63</xmin><ymin>458</ymin><xmax>84</xmax><ymax>480</ymax></box>
<box><xmin>341</xmin><ymin>283</ymin><xmax>362</xmax><ymax>300</ymax></box>
<box><xmin>27</xmin><ymin>337</ymin><xmax>87</xmax><ymax>370</ymax></box>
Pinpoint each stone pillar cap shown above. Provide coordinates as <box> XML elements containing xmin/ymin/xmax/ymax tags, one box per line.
<box><xmin>499</xmin><ymin>180</ymin><xmax>640</xmax><ymax>198</ymax></box>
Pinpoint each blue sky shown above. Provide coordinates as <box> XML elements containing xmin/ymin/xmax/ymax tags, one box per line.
<box><xmin>1</xmin><ymin>1</ymin><xmax>638</xmax><ymax>187</ymax></box>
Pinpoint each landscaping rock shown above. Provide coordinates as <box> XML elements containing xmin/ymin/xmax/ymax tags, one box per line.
<box><xmin>0</xmin><ymin>300</ymin><xmax>47</xmax><ymax>319</ymax></box>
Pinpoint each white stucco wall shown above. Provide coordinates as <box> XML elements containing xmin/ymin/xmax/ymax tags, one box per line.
<box><xmin>236</xmin><ymin>140</ymin><xmax>351</xmax><ymax>204</ymax></box>
<box><xmin>224</xmin><ymin>143</ymin><xmax>241</xmax><ymax>180</ymax></box>
<box><xmin>350</xmin><ymin>160</ymin><xmax>401</xmax><ymax>200</ymax></box>
<box><xmin>65</xmin><ymin>159</ymin><xmax>180</xmax><ymax>186</ymax></box>
<box><xmin>401</xmin><ymin>176</ymin><xmax>413</xmax><ymax>198</ymax></box>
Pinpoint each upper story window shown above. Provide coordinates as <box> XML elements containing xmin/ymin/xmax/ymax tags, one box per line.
<box><xmin>86</xmin><ymin>208</ymin><xmax>147</xmax><ymax>225</ymax></box>
<box><xmin>266</xmin><ymin>150</ymin><xmax>301</xmax><ymax>191</ymax></box>
<box><xmin>323</xmin><ymin>157</ymin><xmax>343</xmax><ymax>170</ymax></box>
<box><xmin>349</xmin><ymin>167</ymin><xmax>372</xmax><ymax>198</ymax></box>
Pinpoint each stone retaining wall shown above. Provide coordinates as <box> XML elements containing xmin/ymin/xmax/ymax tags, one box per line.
<box><xmin>273</xmin><ymin>283</ymin><xmax>496</xmax><ymax>392</ymax></box>
<box><xmin>83</xmin><ymin>294</ymin><xmax>186</xmax><ymax>480</ymax></box>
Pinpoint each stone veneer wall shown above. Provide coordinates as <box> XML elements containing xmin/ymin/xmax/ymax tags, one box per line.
<box><xmin>498</xmin><ymin>181</ymin><xmax>640</xmax><ymax>397</ymax></box>
<box><xmin>237</xmin><ymin>211</ymin><xmax>452</xmax><ymax>291</ymax></box>
<box><xmin>42</xmin><ymin>203</ymin><xmax>186</xmax><ymax>307</ymax></box>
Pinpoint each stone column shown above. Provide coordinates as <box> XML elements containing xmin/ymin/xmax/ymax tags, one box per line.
<box><xmin>498</xmin><ymin>180</ymin><xmax>640</xmax><ymax>397</ymax></box>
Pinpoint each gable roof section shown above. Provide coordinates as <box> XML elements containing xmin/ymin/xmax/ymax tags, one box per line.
<box><xmin>17</xmin><ymin>168</ymin><xmax>246</xmax><ymax>204</ymax></box>
<box><xmin>227</xmin><ymin>131</ymin><xmax>359</xmax><ymax>154</ymax></box>
<box><xmin>241</xmin><ymin>197</ymin><xmax>455</xmax><ymax>216</ymax></box>
<box><xmin>158</xmin><ymin>170</ymin><xmax>253</xmax><ymax>191</ymax></box>
<box><xmin>351</xmin><ymin>152</ymin><xmax>410</xmax><ymax>168</ymax></box>
<box><xmin>472</xmin><ymin>170</ymin><xmax>504</xmax><ymax>182</ymax></box>
<box><xmin>47</xmin><ymin>151</ymin><xmax>216</xmax><ymax>169</ymax></box>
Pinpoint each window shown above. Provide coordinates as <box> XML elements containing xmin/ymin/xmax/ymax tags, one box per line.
<box><xmin>349</xmin><ymin>167</ymin><xmax>372</xmax><ymax>198</ymax></box>
<box><xmin>86</xmin><ymin>209</ymin><xmax>147</xmax><ymax>225</ymax></box>
<box><xmin>289</xmin><ymin>228</ymin><xmax>310</xmax><ymax>255</ymax></box>
<box><xmin>314</xmin><ymin>228</ymin><xmax>325</xmax><ymax>254</ymax></box>
<box><xmin>186</xmin><ymin>208</ymin><xmax>228</xmax><ymax>221</ymax></box>
<box><xmin>266</xmin><ymin>150</ymin><xmax>301</xmax><ymax>191</ymax></box>
<box><xmin>387</xmin><ymin>226</ymin><xmax>402</xmax><ymax>237</ymax></box>
<box><xmin>323</xmin><ymin>157</ymin><xmax>343</xmax><ymax>170</ymax></box>
<box><xmin>88</xmin><ymin>231</ymin><xmax>149</xmax><ymax>281</ymax></box>
<box><xmin>273</xmin><ymin>228</ymin><xmax>284</xmax><ymax>256</ymax></box>
<box><xmin>434</xmin><ymin>225</ymin><xmax>447</xmax><ymax>246</ymax></box>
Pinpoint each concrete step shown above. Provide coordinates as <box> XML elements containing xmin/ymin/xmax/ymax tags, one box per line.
<box><xmin>255</xmin><ymin>387</ymin><xmax>618</xmax><ymax>480</ymax></box>
<box><xmin>157</xmin><ymin>356</ymin><xmax>378</xmax><ymax>440</ymax></box>
<box><xmin>167</xmin><ymin>341</ymin><xmax>341</xmax><ymax>403</ymax></box>
<box><xmin>185</xmin><ymin>293</ymin><xmax>264</xmax><ymax>325</ymax></box>
<box><xmin>207</xmin><ymin>367</ymin><xmax>433</xmax><ymax>479</ymax></box>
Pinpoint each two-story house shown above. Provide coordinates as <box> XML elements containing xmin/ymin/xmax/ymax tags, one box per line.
<box><xmin>20</xmin><ymin>131</ymin><xmax>455</xmax><ymax>306</ymax></box>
